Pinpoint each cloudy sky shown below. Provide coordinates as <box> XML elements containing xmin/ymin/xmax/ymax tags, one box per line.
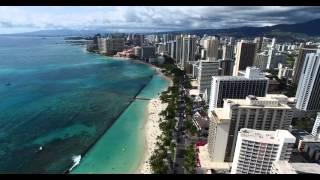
<box><xmin>1</xmin><ymin>6</ymin><xmax>320</xmax><ymax>34</ymax></box>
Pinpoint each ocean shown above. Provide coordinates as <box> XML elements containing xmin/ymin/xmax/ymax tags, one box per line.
<box><xmin>0</xmin><ymin>36</ymin><xmax>169</xmax><ymax>173</ymax></box>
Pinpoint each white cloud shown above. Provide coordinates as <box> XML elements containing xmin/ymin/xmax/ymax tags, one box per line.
<box><xmin>0</xmin><ymin>6</ymin><xmax>319</xmax><ymax>34</ymax></box>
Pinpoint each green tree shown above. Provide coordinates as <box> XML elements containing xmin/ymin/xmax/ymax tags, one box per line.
<box><xmin>184</xmin><ymin>144</ymin><xmax>196</xmax><ymax>174</ymax></box>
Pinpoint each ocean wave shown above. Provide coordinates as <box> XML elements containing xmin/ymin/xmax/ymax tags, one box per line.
<box><xmin>69</xmin><ymin>155</ymin><xmax>81</xmax><ymax>172</ymax></box>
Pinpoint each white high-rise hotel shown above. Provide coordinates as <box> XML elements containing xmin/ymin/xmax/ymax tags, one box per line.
<box><xmin>208</xmin><ymin>94</ymin><xmax>294</xmax><ymax>162</ymax></box>
<box><xmin>231</xmin><ymin>128</ymin><xmax>295</xmax><ymax>174</ymax></box>
<box><xmin>295</xmin><ymin>51</ymin><xmax>320</xmax><ymax>111</ymax></box>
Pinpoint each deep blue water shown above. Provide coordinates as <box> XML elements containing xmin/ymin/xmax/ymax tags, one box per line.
<box><xmin>0</xmin><ymin>36</ymin><xmax>155</xmax><ymax>173</ymax></box>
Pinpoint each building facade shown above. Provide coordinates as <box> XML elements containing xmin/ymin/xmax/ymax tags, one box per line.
<box><xmin>208</xmin><ymin>95</ymin><xmax>294</xmax><ymax>163</ymax></box>
<box><xmin>231</xmin><ymin>128</ymin><xmax>295</xmax><ymax>174</ymax></box>
<box><xmin>204</xmin><ymin>37</ymin><xmax>219</xmax><ymax>61</ymax></box>
<box><xmin>181</xmin><ymin>35</ymin><xmax>196</xmax><ymax>69</ymax></box>
<box><xmin>141</xmin><ymin>46</ymin><xmax>156</xmax><ymax>61</ymax></box>
<box><xmin>222</xmin><ymin>44</ymin><xmax>235</xmax><ymax>60</ymax></box>
<box><xmin>175</xmin><ymin>35</ymin><xmax>183</xmax><ymax>65</ymax></box>
<box><xmin>197</xmin><ymin>60</ymin><xmax>220</xmax><ymax>96</ymax></box>
<box><xmin>295</xmin><ymin>52</ymin><xmax>320</xmax><ymax>111</ymax></box>
<box><xmin>208</xmin><ymin>67</ymin><xmax>268</xmax><ymax>112</ymax></box>
<box><xmin>254</xmin><ymin>52</ymin><xmax>269</xmax><ymax>70</ymax></box>
<box><xmin>292</xmin><ymin>45</ymin><xmax>318</xmax><ymax>84</ymax></box>
<box><xmin>233</xmin><ymin>41</ymin><xmax>256</xmax><ymax>76</ymax></box>
<box><xmin>218</xmin><ymin>59</ymin><xmax>234</xmax><ymax>76</ymax></box>
<box><xmin>278</xmin><ymin>63</ymin><xmax>293</xmax><ymax>80</ymax></box>
<box><xmin>312</xmin><ymin>112</ymin><xmax>320</xmax><ymax>136</ymax></box>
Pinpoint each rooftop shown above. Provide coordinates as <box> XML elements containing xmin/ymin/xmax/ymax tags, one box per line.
<box><xmin>239</xmin><ymin>128</ymin><xmax>296</xmax><ymax>144</ymax></box>
<box><xmin>272</xmin><ymin>161</ymin><xmax>297</xmax><ymax>174</ymax></box>
<box><xmin>299</xmin><ymin>134</ymin><xmax>320</xmax><ymax>143</ymax></box>
<box><xmin>211</xmin><ymin>108</ymin><xmax>231</xmax><ymax>121</ymax></box>
<box><xmin>193</xmin><ymin>112</ymin><xmax>209</xmax><ymax>129</ymax></box>
<box><xmin>223</xmin><ymin>95</ymin><xmax>292</xmax><ymax>109</ymax></box>
<box><xmin>198</xmin><ymin>144</ymin><xmax>232</xmax><ymax>171</ymax></box>
<box><xmin>291</xmin><ymin>163</ymin><xmax>320</xmax><ymax>174</ymax></box>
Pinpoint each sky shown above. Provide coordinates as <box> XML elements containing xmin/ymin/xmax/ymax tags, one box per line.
<box><xmin>1</xmin><ymin>6</ymin><xmax>320</xmax><ymax>34</ymax></box>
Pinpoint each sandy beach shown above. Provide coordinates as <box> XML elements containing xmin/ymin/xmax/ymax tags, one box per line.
<box><xmin>136</xmin><ymin>97</ymin><xmax>168</xmax><ymax>174</ymax></box>
<box><xmin>136</xmin><ymin>68</ymin><xmax>173</xmax><ymax>174</ymax></box>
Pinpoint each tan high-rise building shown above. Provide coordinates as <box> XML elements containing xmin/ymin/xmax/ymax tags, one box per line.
<box><xmin>207</xmin><ymin>94</ymin><xmax>294</xmax><ymax>162</ymax></box>
<box><xmin>181</xmin><ymin>35</ymin><xmax>196</xmax><ymax>70</ymax></box>
<box><xmin>233</xmin><ymin>40</ymin><xmax>256</xmax><ymax>76</ymax></box>
<box><xmin>204</xmin><ymin>37</ymin><xmax>219</xmax><ymax>61</ymax></box>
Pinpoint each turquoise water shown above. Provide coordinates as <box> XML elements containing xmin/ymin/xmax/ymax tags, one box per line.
<box><xmin>0</xmin><ymin>36</ymin><xmax>169</xmax><ymax>173</ymax></box>
<box><xmin>72</xmin><ymin>75</ymin><xmax>170</xmax><ymax>174</ymax></box>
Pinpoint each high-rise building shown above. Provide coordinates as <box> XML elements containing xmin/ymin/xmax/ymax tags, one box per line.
<box><xmin>222</xmin><ymin>44</ymin><xmax>234</xmax><ymax>60</ymax></box>
<box><xmin>218</xmin><ymin>59</ymin><xmax>234</xmax><ymax>76</ymax></box>
<box><xmin>266</xmin><ymin>51</ymin><xmax>287</xmax><ymax>70</ymax></box>
<box><xmin>278</xmin><ymin>63</ymin><xmax>293</xmax><ymax>80</ymax></box>
<box><xmin>218</xmin><ymin>48</ymin><xmax>223</xmax><ymax>60</ymax></box>
<box><xmin>261</xmin><ymin>37</ymin><xmax>269</xmax><ymax>51</ymax></box>
<box><xmin>208</xmin><ymin>95</ymin><xmax>294</xmax><ymax>163</ymax></box>
<box><xmin>231</xmin><ymin>128</ymin><xmax>295</xmax><ymax>174</ymax></box>
<box><xmin>233</xmin><ymin>40</ymin><xmax>257</xmax><ymax>76</ymax></box>
<box><xmin>170</xmin><ymin>41</ymin><xmax>177</xmax><ymax>59</ymax></box>
<box><xmin>175</xmin><ymin>35</ymin><xmax>183</xmax><ymax>64</ymax></box>
<box><xmin>271</xmin><ymin>38</ymin><xmax>276</xmax><ymax>48</ymax></box>
<box><xmin>229</xmin><ymin>37</ymin><xmax>235</xmax><ymax>46</ymax></box>
<box><xmin>201</xmin><ymin>49</ymin><xmax>207</xmax><ymax>60</ymax></box>
<box><xmin>254</xmin><ymin>37</ymin><xmax>263</xmax><ymax>52</ymax></box>
<box><xmin>181</xmin><ymin>35</ymin><xmax>196</xmax><ymax>69</ymax></box>
<box><xmin>311</xmin><ymin>112</ymin><xmax>320</xmax><ymax>136</ymax></box>
<box><xmin>254</xmin><ymin>52</ymin><xmax>269</xmax><ymax>70</ymax></box>
<box><xmin>98</xmin><ymin>37</ymin><xmax>125</xmax><ymax>54</ymax></box>
<box><xmin>204</xmin><ymin>37</ymin><xmax>219</xmax><ymax>61</ymax></box>
<box><xmin>99</xmin><ymin>38</ymin><xmax>107</xmax><ymax>54</ymax></box>
<box><xmin>272</xmin><ymin>53</ymin><xmax>287</xmax><ymax>69</ymax></box>
<box><xmin>141</xmin><ymin>46</ymin><xmax>156</xmax><ymax>61</ymax></box>
<box><xmin>267</xmin><ymin>49</ymin><xmax>274</xmax><ymax>70</ymax></box>
<box><xmin>292</xmin><ymin>44</ymin><xmax>318</xmax><ymax>84</ymax></box>
<box><xmin>208</xmin><ymin>67</ymin><xmax>268</xmax><ymax>112</ymax></box>
<box><xmin>197</xmin><ymin>60</ymin><xmax>220</xmax><ymax>96</ymax></box>
<box><xmin>133</xmin><ymin>46</ymin><xmax>142</xmax><ymax>58</ymax></box>
<box><xmin>162</xmin><ymin>34</ymin><xmax>168</xmax><ymax>43</ymax></box>
<box><xmin>133</xmin><ymin>34</ymin><xmax>143</xmax><ymax>46</ymax></box>
<box><xmin>295</xmin><ymin>52</ymin><xmax>320</xmax><ymax>111</ymax></box>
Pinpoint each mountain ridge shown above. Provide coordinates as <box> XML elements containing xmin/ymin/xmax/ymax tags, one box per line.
<box><xmin>1</xmin><ymin>18</ymin><xmax>320</xmax><ymax>41</ymax></box>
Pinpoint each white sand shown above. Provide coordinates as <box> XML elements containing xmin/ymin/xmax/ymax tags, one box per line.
<box><xmin>136</xmin><ymin>97</ymin><xmax>168</xmax><ymax>174</ymax></box>
<box><xmin>135</xmin><ymin>67</ymin><xmax>173</xmax><ymax>174</ymax></box>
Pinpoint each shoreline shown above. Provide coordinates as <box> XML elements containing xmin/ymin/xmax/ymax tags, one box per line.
<box><xmin>84</xmin><ymin>51</ymin><xmax>174</xmax><ymax>174</ymax></box>
<box><xmin>68</xmin><ymin>53</ymin><xmax>162</xmax><ymax>174</ymax></box>
<box><xmin>135</xmin><ymin>97</ymin><xmax>168</xmax><ymax>174</ymax></box>
<box><xmin>135</xmin><ymin>68</ymin><xmax>173</xmax><ymax>174</ymax></box>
